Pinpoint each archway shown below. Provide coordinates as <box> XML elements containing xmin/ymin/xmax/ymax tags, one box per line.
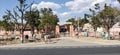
<box><xmin>55</xmin><ymin>22</ymin><xmax>75</xmax><ymax>37</ymax></box>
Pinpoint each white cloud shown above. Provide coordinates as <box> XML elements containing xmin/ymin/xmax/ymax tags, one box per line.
<box><xmin>53</xmin><ymin>11</ymin><xmax>73</xmax><ymax>22</ymax></box>
<box><xmin>31</xmin><ymin>4</ymin><xmax>38</xmax><ymax>10</ymax></box>
<box><xmin>58</xmin><ymin>12</ymin><xmax>72</xmax><ymax>22</ymax></box>
<box><xmin>91</xmin><ymin>0</ymin><xmax>106</xmax><ymax>6</ymax></box>
<box><xmin>53</xmin><ymin>11</ymin><xmax>71</xmax><ymax>18</ymax></box>
<box><xmin>31</xmin><ymin>0</ymin><xmax>120</xmax><ymax>23</ymax></box>
<box><xmin>32</xmin><ymin>1</ymin><xmax>61</xmax><ymax>10</ymax></box>
<box><xmin>56</xmin><ymin>0</ymin><xmax>120</xmax><ymax>22</ymax></box>
<box><xmin>65</xmin><ymin>0</ymin><xmax>119</xmax><ymax>13</ymax></box>
<box><xmin>112</xmin><ymin>0</ymin><xmax>120</xmax><ymax>7</ymax></box>
<box><xmin>60</xmin><ymin>12</ymin><xmax>71</xmax><ymax>17</ymax></box>
<box><xmin>65</xmin><ymin>0</ymin><xmax>93</xmax><ymax>11</ymax></box>
<box><xmin>53</xmin><ymin>11</ymin><xmax>58</xmax><ymax>15</ymax></box>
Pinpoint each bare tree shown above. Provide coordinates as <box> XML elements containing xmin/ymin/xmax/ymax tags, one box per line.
<box><xmin>4</xmin><ymin>0</ymin><xmax>34</xmax><ymax>43</ymax></box>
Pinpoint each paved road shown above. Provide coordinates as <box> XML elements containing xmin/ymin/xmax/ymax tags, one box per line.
<box><xmin>0</xmin><ymin>46</ymin><xmax>120</xmax><ymax>55</ymax></box>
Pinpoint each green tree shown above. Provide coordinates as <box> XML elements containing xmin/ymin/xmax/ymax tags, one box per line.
<box><xmin>66</xmin><ymin>18</ymin><xmax>77</xmax><ymax>30</ymax></box>
<box><xmin>88</xmin><ymin>3</ymin><xmax>102</xmax><ymax>37</ymax></box>
<box><xmin>79</xmin><ymin>14</ymin><xmax>89</xmax><ymax>29</ymax></box>
<box><xmin>39</xmin><ymin>8</ymin><xmax>59</xmax><ymax>33</ymax></box>
<box><xmin>97</xmin><ymin>4</ymin><xmax>120</xmax><ymax>39</ymax></box>
<box><xmin>0</xmin><ymin>21</ymin><xmax>4</xmax><ymax>28</ymax></box>
<box><xmin>89</xmin><ymin>3</ymin><xmax>101</xmax><ymax>31</ymax></box>
<box><xmin>118</xmin><ymin>0</ymin><xmax>120</xmax><ymax>3</ymax></box>
<box><xmin>66</xmin><ymin>18</ymin><xmax>76</xmax><ymax>25</ymax></box>
<box><xmin>25</xmin><ymin>10</ymin><xmax>40</xmax><ymax>36</ymax></box>
<box><xmin>2</xmin><ymin>15</ymin><xmax>14</xmax><ymax>31</ymax></box>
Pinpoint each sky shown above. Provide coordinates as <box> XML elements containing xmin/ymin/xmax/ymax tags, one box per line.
<box><xmin>0</xmin><ymin>0</ymin><xmax>120</xmax><ymax>24</ymax></box>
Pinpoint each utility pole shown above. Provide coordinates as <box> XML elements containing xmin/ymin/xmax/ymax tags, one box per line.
<box><xmin>77</xmin><ymin>17</ymin><xmax>80</xmax><ymax>31</ymax></box>
<box><xmin>14</xmin><ymin>8</ymin><xmax>17</xmax><ymax>36</ymax></box>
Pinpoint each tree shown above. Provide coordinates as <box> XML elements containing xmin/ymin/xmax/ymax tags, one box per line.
<box><xmin>66</xmin><ymin>18</ymin><xmax>76</xmax><ymax>25</ymax></box>
<box><xmin>2</xmin><ymin>15</ymin><xmax>15</xmax><ymax>32</ymax></box>
<box><xmin>4</xmin><ymin>8</ymin><xmax>21</xmax><ymax>32</ymax></box>
<box><xmin>17</xmin><ymin>0</ymin><xmax>34</xmax><ymax>38</ymax></box>
<box><xmin>66</xmin><ymin>18</ymin><xmax>77</xmax><ymax>30</ymax></box>
<box><xmin>88</xmin><ymin>3</ymin><xmax>102</xmax><ymax>37</ymax></box>
<box><xmin>25</xmin><ymin>10</ymin><xmax>40</xmax><ymax>36</ymax></box>
<box><xmin>118</xmin><ymin>0</ymin><xmax>120</xmax><ymax>3</ymax></box>
<box><xmin>97</xmin><ymin>4</ymin><xmax>120</xmax><ymax>39</ymax></box>
<box><xmin>39</xmin><ymin>8</ymin><xmax>59</xmax><ymax>33</ymax></box>
<box><xmin>89</xmin><ymin>3</ymin><xmax>101</xmax><ymax>31</ymax></box>
<box><xmin>0</xmin><ymin>21</ymin><xmax>4</xmax><ymax>28</ymax></box>
<box><xmin>4</xmin><ymin>0</ymin><xmax>33</xmax><ymax>43</ymax></box>
<box><xmin>79</xmin><ymin>14</ymin><xmax>89</xmax><ymax>29</ymax></box>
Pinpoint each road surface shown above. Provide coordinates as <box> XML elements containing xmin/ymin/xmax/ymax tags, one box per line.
<box><xmin>0</xmin><ymin>46</ymin><xmax>120</xmax><ymax>55</ymax></box>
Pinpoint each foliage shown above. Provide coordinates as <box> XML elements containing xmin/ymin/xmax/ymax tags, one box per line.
<box><xmin>3</xmin><ymin>0</ymin><xmax>33</xmax><ymax>35</ymax></box>
<box><xmin>88</xmin><ymin>3</ymin><xmax>120</xmax><ymax>38</ymax></box>
<box><xmin>98</xmin><ymin>4</ymin><xmax>120</xmax><ymax>33</ymax></box>
<box><xmin>79</xmin><ymin>14</ymin><xmax>89</xmax><ymax>28</ymax></box>
<box><xmin>39</xmin><ymin>8</ymin><xmax>59</xmax><ymax>31</ymax></box>
<box><xmin>66</xmin><ymin>15</ymin><xmax>89</xmax><ymax>30</ymax></box>
<box><xmin>2</xmin><ymin>15</ymin><xmax>15</xmax><ymax>31</ymax></box>
<box><xmin>66</xmin><ymin>18</ymin><xmax>76</xmax><ymax>25</ymax></box>
<box><xmin>25</xmin><ymin>10</ymin><xmax>40</xmax><ymax>28</ymax></box>
<box><xmin>89</xmin><ymin>3</ymin><xmax>101</xmax><ymax>31</ymax></box>
<box><xmin>118</xmin><ymin>0</ymin><xmax>120</xmax><ymax>3</ymax></box>
<box><xmin>25</xmin><ymin>10</ymin><xmax>40</xmax><ymax>36</ymax></box>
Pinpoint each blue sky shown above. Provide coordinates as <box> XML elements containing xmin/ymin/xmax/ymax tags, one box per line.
<box><xmin>0</xmin><ymin>0</ymin><xmax>120</xmax><ymax>24</ymax></box>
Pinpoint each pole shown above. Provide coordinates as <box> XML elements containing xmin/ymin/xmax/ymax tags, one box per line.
<box><xmin>77</xmin><ymin>17</ymin><xmax>80</xmax><ymax>31</ymax></box>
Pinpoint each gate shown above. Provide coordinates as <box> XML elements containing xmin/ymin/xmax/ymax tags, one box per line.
<box><xmin>55</xmin><ymin>25</ymin><xmax>74</xmax><ymax>37</ymax></box>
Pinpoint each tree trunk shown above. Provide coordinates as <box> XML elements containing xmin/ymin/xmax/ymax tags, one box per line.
<box><xmin>45</xmin><ymin>26</ymin><xmax>48</xmax><ymax>34</ymax></box>
<box><xmin>31</xmin><ymin>26</ymin><xmax>34</xmax><ymax>37</ymax></box>
<box><xmin>94</xmin><ymin>27</ymin><xmax>97</xmax><ymax>38</ymax></box>
<box><xmin>35</xmin><ymin>27</ymin><xmax>39</xmax><ymax>33</ymax></box>
<box><xmin>105</xmin><ymin>27</ymin><xmax>110</xmax><ymax>40</ymax></box>
<box><xmin>81</xmin><ymin>26</ymin><xmax>84</xmax><ymax>31</ymax></box>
